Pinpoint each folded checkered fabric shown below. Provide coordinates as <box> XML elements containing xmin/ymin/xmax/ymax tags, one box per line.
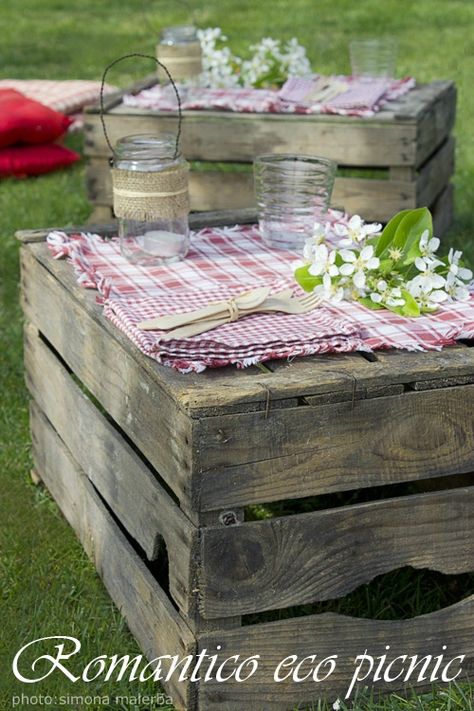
<box><xmin>123</xmin><ymin>76</ymin><xmax>414</xmax><ymax>117</ymax></box>
<box><xmin>46</xmin><ymin>219</ymin><xmax>474</xmax><ymax>373</ymax></box>
<box><xmin>0</xmin><ymin>79</ymin><xmax>116</xmax><ymax>115</ymax></box>
<box><xmin>123</xmin><ymin>85</ymin><xmax>280</xmax><ymax>113</ymax></box>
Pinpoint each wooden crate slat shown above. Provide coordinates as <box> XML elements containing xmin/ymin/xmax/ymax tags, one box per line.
<box><xmin>269</xmin><ymin>346</ymin><xmax>474</xmax><ymax>393</ymax></box>
<box><xmin>21</xmin><ymin>246</ymin><xmax>194</xmax><ymax>504</ymax></box>
<box><xmin>198</xmin><ymin>596</ymin><xmax>474</xmax><ymax>709</ymax></box>
<box><xmin>85</xmin><ymin>146</ymin><xmax>453</xmax><ymax>224</ymax></box>
<box><xmin>417</xmin><ymin>136</ymin><xmax>455</xmax><ymax>207</ymax></box>
<box><xmin>432</xmin><ymin>183</ymin><xmax>455</xmax><ymax>237</ymax></box>
<box><xmin>24</xmin><ymin>324</ymin><xmax>196</xmax><ymax>613</ymax></box>
<box><xmin>84</xmin><ymin>110</ymin><xmax>418</xmax><ymax>166</ymax></box>
<box><xmin>30</xmin><ymin>402</ymin><xmax>195</xmax><ymax>711</ymax></box>
<box><xmin>199</xmin><ymin>485</ymin><xmax>474</xmax><ymax>618</ymax></box>
<box><xmin>415</xmin><ymin>81</ymin><xmax>457</xmax><ymax>166</ymax></box>
<box><xmin>196</xmin><ymin>384</ymin><xmax>474</xmax><ymax>510</ymax></box>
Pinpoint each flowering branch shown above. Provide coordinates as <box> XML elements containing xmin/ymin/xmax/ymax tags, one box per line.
<box><xmin>294</xmin><ymin>208</ymin><xmax>472</xmax><ymax>317</ymax></box>
<box><xmin>196</xmin><ymin>28</ymin><xmax>311</xmax><ymax>89</ymax></box>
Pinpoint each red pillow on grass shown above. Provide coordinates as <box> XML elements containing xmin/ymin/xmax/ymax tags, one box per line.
<box><xmin>0</xmin><ymin>143</ymin><xmax>80</xmax><ymax>177</ymax></box>
<box><xmin>0</xmin><ymin>89</ymin><xmax>72</xmax><ymax>147</ymax></box>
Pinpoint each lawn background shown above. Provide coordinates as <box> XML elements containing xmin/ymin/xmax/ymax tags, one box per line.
<box><xmin>1</xmin><ymin>1</ymin><xmax>474</xmax><ymax>709</ymax></box>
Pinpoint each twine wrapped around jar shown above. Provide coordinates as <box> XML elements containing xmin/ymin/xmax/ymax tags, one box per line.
<box><xmin>156</xmin><ymin>41</ymin><xmax>202</xmax><ymax>82</ymax></box>
<box><xmin>111</xmin><ymin>163</ymin><xmax>190</xmax><ymax>221</ymax></box>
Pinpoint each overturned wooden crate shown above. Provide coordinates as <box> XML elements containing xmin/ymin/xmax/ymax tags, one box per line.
<box><xmin>84</xmin><ymin>78</ymin><xmax>456</xmax><ymax>234</ymax></box>
<box><xmin>19</xmin><ymin>213</ymin><xmax>474</xmax><ymax>711</ymax></box>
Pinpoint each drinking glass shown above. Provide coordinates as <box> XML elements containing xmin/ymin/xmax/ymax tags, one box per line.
<box><xmin>350</xmin><ymin>38</ymin><xmax>398</xmax><ymax>80</ymax></box>
<box><xmin>254</xmin><ymin>154</ymin><xmax>337</xmax><ymax>250</ymax></box>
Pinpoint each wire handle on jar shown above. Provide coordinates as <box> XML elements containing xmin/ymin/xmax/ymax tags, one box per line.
<box><xmin>99</xmin><ymin>52</ymin><xmax>183</xmax><ymax>163</ymax></box>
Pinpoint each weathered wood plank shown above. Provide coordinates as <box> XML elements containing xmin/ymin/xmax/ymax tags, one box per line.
<box><xmin>198</xmin><ymin>597</ymin><xmax>474</xmax><ymax>709</ymax></box>
<box><xmin>21</xmin><ymin>245</ymin><xmax>194</xmax><ymax>504</ymax></box>
<box><xmin>270</xmin><ymin>347</ymin><xmax>474</xmax><ymax>394</ymax></box>
<box><xmin>15</xmin><ymin>209</ymin><xmax>258</xmax><ymax>243</ymax></box>
<box><xmin>84</xmin><ymin>110</ymin><xmax>418</xmax><ymax>165</ymax></box>
<box><xmin>415</xmin><ymin>81</ymin><xmax>457</xmax><ymax>167</ymax></box>
<box><xmin>199</xmin><ymin>485</ymin><xmax>474</xmax><ymax>617</ymax></box>
<box><xmin>86</xmin><ymin>155</ymin><xmax>418</xmax><ymax>219</ymax></box>
<box><xmin>196</xmin><ymin>384</ymin><xmax>474</xmax><ymax>510</ymax></box>
<box><xmin>24</xmin><ymin>324</ymin><xmax>196</xmax><ymax>613</ymax></box>
<box><xmin>417</xmin><ymin>136</ymin><xmax>455</xmax><ymax>207</ymax></box>
<box><xmin>30</xmin><ymin>403</ymin><xmax>196</xmax><ymax>711</ymax></box>
<box><xmin>432</xmin><ymin>183</ymin><xmax>455</xmax><ymax>237</ymax></box>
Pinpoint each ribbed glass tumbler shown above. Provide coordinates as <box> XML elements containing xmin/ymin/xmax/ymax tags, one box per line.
<box><xmin>254</xmin><ymin>154</ymin><xmax>337</xmax><ymax>250</ymax></box>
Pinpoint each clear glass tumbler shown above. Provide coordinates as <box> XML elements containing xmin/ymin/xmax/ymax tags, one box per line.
<box><xmin>114</xmin><ymin>134</ymin><xmax>190</xmax><ymax>266</ymax></box>
<box><xmin>349</xmin><ymin>38</ymin><xmax>398</xmax><ymax>80</ymax></box>
<box><xmin>254</xmin><ymin>154</ymin><xmax>337</xmax><ymax>250</ymax></box>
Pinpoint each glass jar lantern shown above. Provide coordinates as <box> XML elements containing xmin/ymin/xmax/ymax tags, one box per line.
<box><xmin>156</xmin><ymin>25</ymin><xmax>203</xmax><ymax>83</ymax></box>
<box><xmin>112</xmin><ymin>134</ymin><xmax>190</xmax><ymax>266</ymax></box>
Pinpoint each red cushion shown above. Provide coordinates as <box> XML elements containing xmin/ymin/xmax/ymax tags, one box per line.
<box><xmin>0</xmin><ymin>89</ymin><xmax>72</xmax><ymax>148</ymax></box>
<box><xmin>0</xmin><ymin>143</ymin><xmax>80</xmax><ymax>177</ymax></box>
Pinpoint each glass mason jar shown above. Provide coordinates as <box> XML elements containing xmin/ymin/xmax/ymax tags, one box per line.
<box><xmin>156</xmin><ymin>25</ymin><xmax>203</xmax><ymax>82</ymax></box>
<box><xmin>113</xmin><ymin>134</ymin><xmax>190</xmax><ymax>266</ymax></box>
<box><xmin>254</xmin><ymin>154</ymin><xmax>337</xmax><ymax>250</ymax></box>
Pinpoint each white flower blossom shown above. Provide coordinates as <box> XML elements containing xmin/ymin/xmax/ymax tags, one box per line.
<box><xmin>313</xmin><ymin>272</ymin><xmax>344</xmax><ymax>303</ymax></box>
<box><xmin>334</xmin><ymin>214</ymin><xmax>381</xmax><ymax>247</ymax></box>
<box><xmin>445</xmin><ymin>271</ymin><xmax>471</xmax><ymax>301</ymax></box>
<box><xmin>332</xmin><ymin>700</ymin><xmax>342</xmax><ymax>711</ymax></box>
<box><xmin>409</xmin><ymin>256</ymin><xmax>445</xmax><ymax>294</ymax></box>
<box><xmin>419</xmin><ymin>229</ymin><xmax>440</xmax><ymax>259</ymax></box>
<box><xmin>413</xmin><ymin>285</ymin><xmax>449</xmax><ymax>311</ymax></box>
<box><xmin>370</xmin><ymin>279</ymin><xmax>405</xmax><ymax>307</ymax></box>
<box><xmin>307</xmin><ymin>243</ymin><xmax>339</xmax><ymax>278</ymax></box>
<box><xmin>447</xmin><ymin>248</ymin><xmax>473</xmax><ymax>282</ymax></box>
<box><xmin>339</xmin><ymin>245</ymin><xmax>380</xmax><ymax>290</ymax></box>
<box><xmin>303</xmin><ymin>223</ymin><xmax>330</xmax><ymax>262</ymax></box>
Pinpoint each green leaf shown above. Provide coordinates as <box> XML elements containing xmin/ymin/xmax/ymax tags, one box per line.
<box><xmin>375</xmin><ymin>209</ymin><xmax>413</xmax><ymax>256</ymax></box>
<box><xmin>378</xmin><ymin>258</ymin><xmax>394</xmax><ymax>275</ymax></box>
<box><xmin>397</xmin><ymin>207</ymin><xmax>433</xmax><ymax>264</ymax></box>
<box><xmin>375</xmin><ymin>207</ymin><xmax>433</xmax><ymax>264</ymax></box>
<box><xmin>294</xmin><ymin>265</ymin><xmax>320</xmax><ymax>292</ymax></box>
<box><xmin>400</xmin><ymin>289</ymin><xmax>421</xmax><ymax>317</ymax></box>
<box><xmin>358</xmin><ymin>297</ymin><xmax>384</xmax><ymax>310</ymax></box>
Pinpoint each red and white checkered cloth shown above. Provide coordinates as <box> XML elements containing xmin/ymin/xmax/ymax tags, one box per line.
<box><xmin>0</xmin><ymin>80</ymin><xmax>116</xmax><ymax>129</ymax></box>
<box><xmin>123</xmin><ymin>76</ymin><xmax>414</xmax><ymax>118</ymax></box>
<box><xmin>46</xmin><ymin>218</ymin><xmax>474</xmax><ymax>373</ymax></box>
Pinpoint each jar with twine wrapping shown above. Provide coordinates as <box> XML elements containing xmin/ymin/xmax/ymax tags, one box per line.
<box><xmin>157</xmin><ymin>26</ymin><xmax>203</xmax><ymax>83</ymax></box>
<box><xmin>113</xmin><ymin>134</ymin><xmax>190</xmax><ymax>265</ymax></box>
<box><xmin>100</xmin><ymin>53</ymin><xmax>191</xmax><ymax>266</ymax></box>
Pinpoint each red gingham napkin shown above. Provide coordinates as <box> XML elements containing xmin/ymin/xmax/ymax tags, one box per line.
<box><xmin>46</xmin><ymin>221</ymin><xmax>474</xmax><ymax>373</ymax></box>
<box><xmin>123</xmin><ymin>76</ymin><xmax>414</xmax><ymax>118</ymax></box>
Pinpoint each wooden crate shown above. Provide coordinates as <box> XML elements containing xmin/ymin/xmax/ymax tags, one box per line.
<box><xmin>19</xmin><ymin>212</ymin><xmax>474</xmax><ymax>710</ymax></box>
<box><xmin>84</xmin><ymin>77</ymin><xmax>456</xmax><ymax>233</ymax></box>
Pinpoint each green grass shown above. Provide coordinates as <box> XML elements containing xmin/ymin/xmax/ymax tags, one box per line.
<box><xmin>1</xmin><ymin>1</ymin><xmax>474</xmax><ymax>709</ymax></box>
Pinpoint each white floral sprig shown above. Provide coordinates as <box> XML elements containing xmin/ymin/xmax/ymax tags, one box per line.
<box><xmin>295</xmin><ymin>208</ymin><xmax>472</xmax><ymax>317</ymax></box>
<box><xmin>196</xmin><ymin>28</ymin><xmax>311</xmax><ymax>89</ymax></box>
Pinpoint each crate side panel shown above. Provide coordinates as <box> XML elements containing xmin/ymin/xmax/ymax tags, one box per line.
<box><xmin>24</xmin><ymin>324</ymin><xmax>196</xmax><ymax>614</ymax></box>
<box><xmin>199</xmin><ymin>485</ymin><xmax>474</xmax><ymax>617</ymax></box>
<box><xmin>20</xmin><ymin>246</ymin><xmax>194</xmax><ymax>506</ymax></box>
<box><xmin>30</xmin><ymin>403</ymin><xmax>196</xmax><ymax>711</ymax></box>
<box><xmin>198</xmin><ymin>598</ymin><xmax>474</xmax><ymax>709</ymax></box>
<box><xmin>84</xmin><ymin>111</ymin><xmax>417</xmax><ymax>166</ymax></box>
<box><xmin>196</xmin><ymin>384</ymin><xmax>474</xmax><ymax>510</ymax></box>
